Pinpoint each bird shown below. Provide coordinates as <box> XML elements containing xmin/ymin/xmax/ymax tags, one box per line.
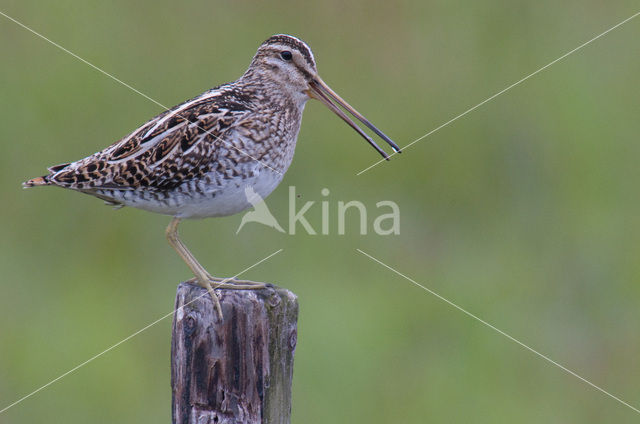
<box><xmin>23</xmin><ymin>34</ymin><xmax>400</xmax><ymax>319</ymax></box>
<box><xmin>235</xmin><ymin>186</ymin><xmax>285</xmax><ymax>234</ymax></box>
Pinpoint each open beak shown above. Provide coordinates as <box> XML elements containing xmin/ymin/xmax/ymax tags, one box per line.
<box><xmin>307</xmin><ymin>77</ymin><xmax>401</xmax><ymax>160</ymax></box>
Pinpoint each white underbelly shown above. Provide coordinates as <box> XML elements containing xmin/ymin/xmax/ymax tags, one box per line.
<box><xmin>176</xmin><ymin>171</ymin><xmax>283</xmax><ymax>219</ymax></box>
<box><xmin>116</xmin><ymin>170</ymin><xmax>283</xmax><ymax>219</ymax></box>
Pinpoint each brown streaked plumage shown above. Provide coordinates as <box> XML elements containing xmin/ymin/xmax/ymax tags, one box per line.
<box><xmin>23</xmin><ymin>34</ymin><xmax>400</xmax><ymax>319</ymax></box>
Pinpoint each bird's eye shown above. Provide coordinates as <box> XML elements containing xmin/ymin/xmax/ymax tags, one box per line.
<box><xmin>280</xmin><ymin>51</ymin><xmax>293</xmax><ymax>61</ymax></box>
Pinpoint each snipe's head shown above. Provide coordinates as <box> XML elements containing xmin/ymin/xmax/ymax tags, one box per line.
<box><xmin>247</xmin><ymin>34</ymin><xmax>400</xmax><ymax>159</ymax></box>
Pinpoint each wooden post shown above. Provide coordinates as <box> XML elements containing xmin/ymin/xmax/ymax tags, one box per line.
<box><xmin>171</xmin><ymin>282</ymin><xmax>299</xmax><ymax>424</ymax></box>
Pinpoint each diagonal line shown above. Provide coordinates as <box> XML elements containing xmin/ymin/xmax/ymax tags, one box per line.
<box><xmin>0</xmin><ymin>248</ymin><xmax>283</xmax><ymax>415</ymax></box>
<box><xmin>357</xmin><ymin>10</ymin><xmax>640</xmax><ymax>176</ymax></box>
<box><xmin>356</xmin><ymin>248</ymin><xmax>640</xmax><ymax>415</ymax></box>
<box><xmin>0</xmin><ymin>10</ymin><xmax>282</xmax><ymax>176</ymax></box>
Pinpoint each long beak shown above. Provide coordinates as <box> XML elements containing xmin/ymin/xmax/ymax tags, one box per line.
<box><xmin>307</xmin><ymin>77</ymin><xmax>401</xmax><ymax>160</ymax></box>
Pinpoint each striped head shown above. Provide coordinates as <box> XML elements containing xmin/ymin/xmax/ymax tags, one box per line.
<box><xmin>246</xmin><ymin>34</ymin><xmax>401</xmax><ymax>159</ymax></box>
<box><xmin>246</xmin><ymin>34</ymin><xmax>318</xmax><ymax>104</ymax></box>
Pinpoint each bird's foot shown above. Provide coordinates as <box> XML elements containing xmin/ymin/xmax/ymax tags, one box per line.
<box><xmin>187</xmin><ymin>276</ymin><xmax>270</xmax><ymax>321</ymax></box>
<box><xmin>189</xmin><ymin>277</ymin><xmax>224</xmax><ymax>320</ymax></box>
<box><xmin>186</xmin><ymin>276</ymin><xmax>269</xmax><ymax>290</ymax></box>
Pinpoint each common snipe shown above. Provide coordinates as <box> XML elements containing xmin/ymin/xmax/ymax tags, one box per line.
<box><xmin>24</xmin><ymin>34</ymin><xmax>400</xmax><ymax>318</ymax></box>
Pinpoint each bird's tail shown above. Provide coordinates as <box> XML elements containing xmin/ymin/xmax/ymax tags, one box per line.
<box><xmin>22</xmin><ymin>175</ymin><xmax>51</xmax><ymax>188</ymax></box>
<box><xmin>23</xmin><ymin>163</ymin><xmax>70</xmax><ymax>188</ymax></box>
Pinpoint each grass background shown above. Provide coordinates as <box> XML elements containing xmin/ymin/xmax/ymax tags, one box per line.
<box><xmin>1</xmin><ymin>1</ymin><xmax>639</xmax><ymax>422</ymax></box>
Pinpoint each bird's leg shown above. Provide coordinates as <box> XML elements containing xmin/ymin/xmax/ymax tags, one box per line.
<box><xmin>165</xmin><ymin>218</ymin><xmax>267</xmax><ymax>318</ymax></box>
<box><xmin>166</xmin><ymin>217</ymin><xmax>223</xmax><ymax>319</ymax></box>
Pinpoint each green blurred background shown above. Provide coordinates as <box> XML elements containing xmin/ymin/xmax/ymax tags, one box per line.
<box><xmin>1</xmin><ymin>1</ymin><xmax>639</xmax><ymax>422</ymax></box>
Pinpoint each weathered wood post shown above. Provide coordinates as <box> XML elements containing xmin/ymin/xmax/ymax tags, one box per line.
<box><xmin>171</xmin><ymin>282</ymin><xmax>299</xmax><ymax>424</ymax></box>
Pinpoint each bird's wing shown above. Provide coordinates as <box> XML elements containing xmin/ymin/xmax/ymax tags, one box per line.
<box><xmin>45</xmin><ymin>86</ymin><xmax>254</xmax><ymax>192</ymax></box>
